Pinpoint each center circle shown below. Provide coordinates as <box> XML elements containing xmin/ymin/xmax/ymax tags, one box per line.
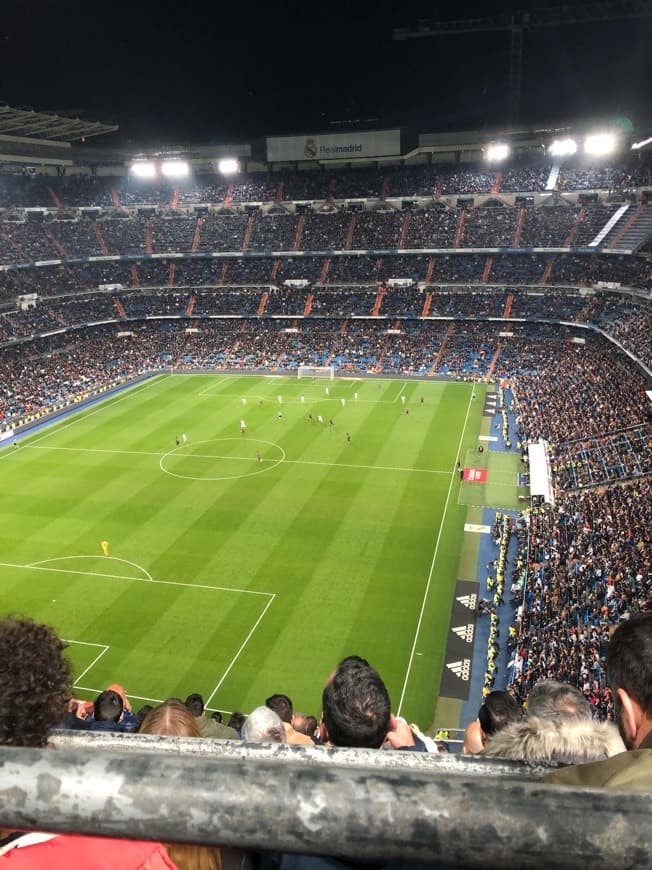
<box><xmin>159</xmin><ymin>438</ymin><xmax>286</xmax><ymax>482</ymax></box>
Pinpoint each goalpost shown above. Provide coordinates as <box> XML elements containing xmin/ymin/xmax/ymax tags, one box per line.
<box><xmin>297</xmin><ymin>365</ymin><xmax>335</xmax><ymax>380</ymax></box>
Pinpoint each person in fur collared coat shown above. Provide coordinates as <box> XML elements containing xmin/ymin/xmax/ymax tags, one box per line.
<box><xmin>482</xmin><ymin>680</ymin><xmax>625</xmax><ymax>763</ymax></box>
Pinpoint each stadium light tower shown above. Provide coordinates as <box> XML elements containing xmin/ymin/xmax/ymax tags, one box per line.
<box><xmin>130</xmin><ymin>161</ymin><xmax>156</xmax><ymax>178</ymax></box>
<box><xmin>393</xmin><ymin>0</ymin><xmax>652</xmax><ymax>124</ymax></box>
<box><xmin>161</xmin><ymin>160</ymin><xmax>189</xmax><ymax>179</ymax></box>
<box><xmin>549</xmin><ymin>138</ymin><xmax>578</xmax><ymax>157</ymax></box>
<box><xmin>486</xmin><ymin>143</ymin><xmax>510</xmax><ymax>162</ymax></box>
<box><xmin>584</xmin><ymin>133</ymin><xmax>617</xmax><ymax>156</ymax></box>
<box><xmin>218</xmin><ymin>158</ymin><xmax>240</xmax><ymax>175</ymax></box>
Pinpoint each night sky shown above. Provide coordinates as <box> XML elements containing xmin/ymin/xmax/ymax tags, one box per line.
<box><xmin>1</xmin><ymin>0</ymin><xmax>650</xmax><ymax>145</ymax></box>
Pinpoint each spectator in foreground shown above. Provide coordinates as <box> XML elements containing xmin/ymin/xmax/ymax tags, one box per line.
<box><xmin>547</xmin><ymin>614</ymin><xmax>652</xmax><ymax>789</ymax></box>
<box><xmin>483</xmin><ymin>680</ymin><xmax>624</xmax><ymax>763</ymax></box>
<box><xmin>320</xmin><ymin>655</ymin><xmax>422</xmax><ymax>750</ymax></box>
<box><xmin>139</xmin><ymin>701</ymin><xmax>224</xmax><ymax>869</ymax></box>
<box><xmin>0</xmin><ymin>617</ymin><xmax>176</xmax><ymax>868</ymax></box>
<box><xmin>185</xmin><ymin>693</ymin><xmax>238</xmax><ymax>740</ymax></box>
<box><xmin>265</xmin><ymin>694</ymin><xmax>313</xmax><ymax>746</ymax></box>
<box><xmin>242</xmin><ymin>706</ymin><xmax>287</xmax><ymax>743</ymax></box>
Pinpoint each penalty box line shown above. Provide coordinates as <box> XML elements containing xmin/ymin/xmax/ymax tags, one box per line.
<box><xmin>4</xmin><ymin>559</ymin><xmax>276</xmax><ymax>708</ymax></box>
<box><xmin>0</xmin><ymin>559</ymin><xmax>273</xmax><ymax>599</ymax></box>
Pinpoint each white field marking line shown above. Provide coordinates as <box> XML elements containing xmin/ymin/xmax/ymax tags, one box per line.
<box><xmin>394</xmin><ymin>381</ymin><xmax>409</xmax><ymax>402</ymax></box>
<box><xmin>74</xmin><ymin>685</ymin><xmax>165</xmax><ymax>706</ymax></box>
<box><xmin>26</xmin><ymin>444</ymin><xmax>451</xmax><ymax>476</ymax></box>
<box><xmin>396</xmin><ymin>388</ymin><xmax>475</xmax><ymax>717</ymax></box>
<box><xmin>204</xmin><ymin>593</ymin><xmax>276</xmax><ymax>709</ymax></box>
<box><xmin>0</xmin><ymin>375</ymin><xmax>164</xmax><ymax>458</ymax></box>
<box><xmin>29</xmin><ymin>555</ymin><xmax>154</xmax><ymax>582</ymax></box>
<box><xmin>197</xmin><ymin>377</ymin><xmax>230</xmax><ymax>397</ymax></box>
<box><xmin>0</xmin><ymin>560</ymin><xmax>273</xmax><ymax>598</ymax></box>
<box><xmin>74</xmin><ymin>645</ymin><xmax>110</xmax><ymax>684</ymax></box>
<box><xmin>63</xmin><ymin>638</ymin><xmax>108</xmax><ymax>648</ymax></box>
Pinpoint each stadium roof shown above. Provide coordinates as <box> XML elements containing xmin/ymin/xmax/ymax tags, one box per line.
<box><xmin>0</xmin><ymin>105</ymin><xmax>118</xmax><ymax>143</ymax></box>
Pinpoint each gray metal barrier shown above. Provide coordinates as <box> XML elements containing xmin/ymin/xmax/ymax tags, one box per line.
<box><xmin>1</xmin><ymin>744</ymin><xmax>651</xmax><ymax>868</ymax></box>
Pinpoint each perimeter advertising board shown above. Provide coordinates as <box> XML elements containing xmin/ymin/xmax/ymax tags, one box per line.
<box><xmin>266</xmin><ymin>130</ymin><xmax>401</xmax><ymax>163</ymax></box>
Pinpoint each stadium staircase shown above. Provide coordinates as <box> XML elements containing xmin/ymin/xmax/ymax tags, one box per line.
<box><xmin>224</xmin><ymin>183</ymin><xmax>234</xmax><ymax>207</ymax></box>
<box><xmin>344</xmin><ymin>215</ymin><xmax>357</xmax><ymax>250</ymax></box>
<box><xmin>47</xmin><ymin>186</ymin><xmax>62</xmax><ymax>209</ymax></box>
<box><xmin>590</xmin><ymin>204</ymin><xmax>630</xmax><ymax>248</ymax></box>
<box><xmin>373</xmin><ymin>333</ymin><xmax>392</xmax><ymax>372</ymax></box>
<box><xmin>481</xmin><ymin>256</ymin><xmax>493</xmax><ymax>284</ymax></box>
<box><xmin>486</xmin><ymin>340</ymin><xmax>504</xmax><ymax>380</ymax></box>
<box><xmin>293</xmin><ymin>215</ymin><xmax>305</xmax><ymax>250</ymax></box>
<box><xmin>399</xmin><ymin>212</ymin><xmax>411</xmax><ymax>248</ymax></box>
<box><xmin>111</xmin><ymin>189</ymin><xmax>121</xmax><ymax>207</ymax></box>
<box><xmin>425</xmin><ymin>258</ymin><xmax>436</xmax><ymax>283</ymax></box>
<box><xmin>564</xmin><ymin>207</ymin><xmax>585</xmax><ymax>246</ymax></box>
<box><xmin>170</xmin><ymin>189</ymin><xmax>180</xmax><ymax>209</ymax></box>
<box><xmin>168</xmin><ymin>262</ymin><xmax>176</xmax><ymax>286</ymax></box>
<box><xmin>325</xmin><ymin>320</ymin><xmax>348</xmax><ymax>367</ymax></box>
<box><xmin>320</xmin><ymin>259</ymin><xmax>331</xmax><ymax>283</ymax></box>
<box><xmin>144</xmin><ymin>218</ymin><xmax>153</xmax><ymax>254</ymax></box>
<box><xmin>91</xmin><ymin>220</ymin><xmax>110</xmax><ymax>255</ymax></box>
<box><xmin>540</xmin><ymin>256</ymin><xmax>555</xmax><ymax>284</ymax></box>
<box><xmin>191</xmin><ymin>217</ymin><xmax>203</xmax><ymax>252</ymax></box>
<box><xmin>512</xmin><ymin>205</ymin><xmax>526</xmax><ymax>247</ymax></box>
<box><xmin>303</xmin><ymin>293</ymin><xmax>314</xmax><ymax>316</ymax></box>
<box><xmin>435</xmin><ymin>176</ymin><xmax>443</xmax><ymax>197</ymax></box>
<box><xmin>242</xmin><ymin>215</ymin><xmax>254</xmax><ymax>251</ymax></box>
<box><xmin>453</xmin><ymin>209</ymin><xmax>467</xmax><ymax>247</ymax></box>
<box><xmin>130</xmin><ymin>264</ymin><xmax>140</xmax><ymax>288</ymax></box>
<box><xmin>372</xmin><ymin>287</ymin><xmax>386</xmax><ymax>316</ymax></box>
<box><xmin>257</xmin><ymin>291</ymin><xmax>269</xmax><ymax>316</ymax></box>
<box><xmin>327</xmin><ymin>177</ymin><xmax>337</xmax><ymax>201</ymax></box>
<box><xmin>491</xmin><ymin>172</ymin><xmax>502</xmax><ymax>195</ymax></box>
<box><xmin>43</xmin><ymin>227</ymin><xmax>67</xmax><ymax>259</ymax></box>
<box><xmin>503</xmin><ymin>293</ymin><xmax>514</xmax><ymax>318</ymax></box>
<box><xmin>545</xmin><ymin>164</ymin><xmax>560</xmax><ymax>190</ymax></box>
<box><xmin>429</xmin><ymin>323</ymin><xmax>454</xmax><ymax>375</ymax></box>
<box><xmin>421</xmin><ymin>292</ymin><xmax>433</xmax><ymax>318</ymax></box>
<box><xmin>113</xmin><ymin>296</ymin><xmax>127</xmax><ymax>318</ymax></box>
<box><xmin>271</xmin><ymin>259</ymin><xmax>280</xmax><ymax>281</ymax></box>
<box><xmin>380</xmin><ymin>174</ymin><xmax>392</xmax><ymax>199</ymax></box>
<box><xmin>220</xmin><ymin>262</ymin><xmax>230</xmax><ymax>285</ymax></box>
<box><xmin>608</xmin><ymin>203</ymin><xmax>652</xmax><ymax>250</ymax></box>
<box><xmin>275</xmin><ymin>181</ymin><xmax>285</xmax><ymax>204</ymax></box>
<box><xmin>185</xmin><ymin>293</ymin><xmax>195</xmax><ymax>316</ymax></box>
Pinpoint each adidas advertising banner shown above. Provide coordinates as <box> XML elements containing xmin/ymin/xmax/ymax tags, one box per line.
<box><xmin>439</xmin><ymin>580</ymin><xmax>480</xmax><ymax>700</ymax></box>
<box><xmin>266</xmin><ymin>130</ymin><xmax>401</xmax><ymax>163</ymax></box>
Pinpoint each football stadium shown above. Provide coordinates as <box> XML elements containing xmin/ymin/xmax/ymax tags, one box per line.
<box><xmin>0</xmin><ymin>3</ymin><xmax>651</xmax><ymax>865</ymax></box>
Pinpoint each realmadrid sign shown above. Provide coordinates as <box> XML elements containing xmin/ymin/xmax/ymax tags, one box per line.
<box><xmin>304</xmin><ymin>138</ymin><xmax>318</xmax><ymax>159</ymax></box>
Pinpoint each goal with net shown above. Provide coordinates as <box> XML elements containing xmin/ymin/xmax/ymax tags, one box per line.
<box><xmin>297</xmin><ymin>365</ymin><xmax>335</xmax><ymax>379</ymax></box>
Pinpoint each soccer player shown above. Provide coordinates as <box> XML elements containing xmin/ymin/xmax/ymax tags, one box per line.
<box><xmin>308</xmin><ymin>412</ymin><xmax>313</xmax><ymax>422</ymax></box>
<box><xmin>346</xmin><ymin>432</ymin><xmax>351</xmax><ymax>442</ymax></box>
<box><xmin>182</xmin><ymin>432</ymin><xmax>188</xmax><ymax>444</ymax></box>
<box><xmin>401</xmin><ymin>395</ymin><xmax>406</xmax><ymax>405</ymax></box>
<box><xmin>325</xmin><ymin>387</ymin><xmax>329</xmax><ymax>396</ymax></box>
<box><xmin>242</xmin><ymin>397</ymin><xmax>247</xmax><ymax>405</ymax></box>
<box><xmin>240</xmin><ymin>420</ymin><xmax>246</xmax><ymax>436</ymax></box>
<box><xmin>257</xmin><ymin>451</ymin><xmax>262</xmax><ymax>463</ymax></box>
<box><xmin>354</xmin><ymin>392</ymin><xmax>358</xmax><ymax>401</ymax></box>
<box><xmin>175</xmin><ymin>436</ymin><xmax>180</xmax><ymax>446</ymax></box>
<box><xmin>340</xmin><ymin>398</ymin><xmax>346</xmax><ymax>407</ymax></box>
<box><xmin>300</xmin><ymin>395</ymin><xmax>305</xmax><ymax>403</ymax></box>
<box><xmin>329</xmin><ymin>418</ymin><xmax>334</xmax><ymax>427</ymax></box>
<box><xmin>101</xmin><ymin>541</ymin><xmax>109</xmax><ymax>557</ymax></box>
<box><xmin>277</xmin><ymin>411</ymin><xmax>283</xmax><ymax>420</ymax></box>
<box><xmin>278</xmin><ymin>395</ymin><xmax>283</xmax><ymax>403</ymax></box>
<box><xmin>318</xmin><ymin>415</ymin><xmax>324</xmax><ymax>423</ymax></box>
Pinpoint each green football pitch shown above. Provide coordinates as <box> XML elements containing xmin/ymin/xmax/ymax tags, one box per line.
<box><xmin>0</xmin><ymin>373</ymin><xmax>486</xmax><ymax>729</ymax></box>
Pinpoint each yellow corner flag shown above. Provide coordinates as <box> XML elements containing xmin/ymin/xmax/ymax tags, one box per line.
<box><xmin>101</xmin><ymin>541</ymin><xmax>109</xmax><ymax>557</ymax></box>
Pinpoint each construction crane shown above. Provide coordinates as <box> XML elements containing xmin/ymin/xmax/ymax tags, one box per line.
<box><xmin>393</xmin><ymin>0</ymin><xmax>652</xmax><ymax>124</ymax></box>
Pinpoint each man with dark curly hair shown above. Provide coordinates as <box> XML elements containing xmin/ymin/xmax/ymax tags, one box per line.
<box><xmin>0</xmin><ymin>617</ymin><xmax>176</xmax><ymax>868</ymax></box>
<box><xmin>0</xmin><ymin>616</ymin><xmax>72</xmax><ymax>748</ymax></box>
